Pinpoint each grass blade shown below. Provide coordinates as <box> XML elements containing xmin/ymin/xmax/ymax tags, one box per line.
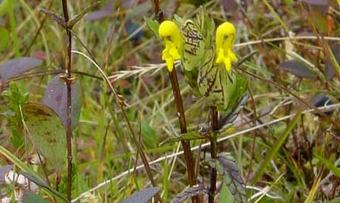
<box><xmin>251</xmin><ymin>112</ymin><xmax>301</xmax><ymax>184</ymax></box>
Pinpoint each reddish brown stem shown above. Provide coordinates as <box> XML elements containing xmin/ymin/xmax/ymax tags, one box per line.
<box><xmin>168</xmin><ymin>70</ymin><xmax>196</xmax><ymax>187</ymax></box>
<box><xmin>209</xmin><ymin>106</ymin><xmax>218</xmax><ymax>203</ymax></box>
<box><xmin>61</xmin><ymin>0</ymin><xmax>73</xmax><ymax>201</ymax></box>
<box><xmin>152</xmin><ymin>1</ymin><xmax>197</xmax><ymax>201</ymax></box>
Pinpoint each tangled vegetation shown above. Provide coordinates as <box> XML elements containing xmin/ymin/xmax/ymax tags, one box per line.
<box><xmin>0</xmin><ymin>0</ymin><xmax>339</xmax><ymax>202</ymax></box>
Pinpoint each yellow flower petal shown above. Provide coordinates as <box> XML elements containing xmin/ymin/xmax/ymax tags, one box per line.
<box><xmin>169</xmin><ymin>47</ymin><xmax>181</xmax><ymax>60</ymax></box>
<box><xmin>223</xmin><ymin>57</ymin><xmax>232</xmax><ymax>73</ymax></box>
<box><xmin>162</xmin><ymin>48</ymin><xmax>174</xmax><ymax>72</ymax></box>
<box><xmin>165</xmin><ymin>57</ymin><xmax>174</xmax><ymax>72</ymax></box>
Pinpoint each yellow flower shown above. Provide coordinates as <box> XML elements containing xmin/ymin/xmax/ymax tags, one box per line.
<box><xmin>159</xmin><ymin>20</ymin><xmax>183</xmax><ymax>72</ymax></box>
<box><xmin>215</xmin><ymin>22</ymin><xmax>238</xmax><ymax>73</ymax></box>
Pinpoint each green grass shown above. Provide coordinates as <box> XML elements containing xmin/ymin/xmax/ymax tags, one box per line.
<box><xmin>0</xmin><ymin>0</ymin><xmax>339</xmax><ymax>202</ymax></box>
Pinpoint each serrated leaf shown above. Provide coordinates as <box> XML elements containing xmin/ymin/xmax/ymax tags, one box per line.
<box><xmin>23</xmin><ymin>102</ymin><xmax>66</xmax><ymax>172</ymax></box>
<box><xmin>42</xmin><ymin>75</ymin><xmax>82</xmax><ymax>129</ymax></box>
<box><xmin>0</xmin><ymin>27</ymin><xmax>9</xmax><ymax>51</ymax></box>
<box><xmin>217</xmin><ymin>155</ymin><xmax>246</xmax><ymax>202</ymax></box>
<box><xmin>23</xmin><ymin>192</ymin><xmax>48</xmax><ymax>203</ymax></box>
<box><xmin>121</xmin><ymin>187</ymin><xmax>160</xmax><ymax>203</ymax></box>
<box><xmin>0</xmin><ymin>57</ymin><xmax>42</xmax><ymax>81</ymax></box>
<box><xmin>171</xmin><ymin>184</ymin><xmax>208</xmax><ymax>203</ymax></box>
<box><xmin>279</xmin><ymin>60</ymin><xmax>317</xmax><ymax>79</ymax></box>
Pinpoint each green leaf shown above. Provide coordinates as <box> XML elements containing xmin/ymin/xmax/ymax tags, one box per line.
<box><xmin>141</xmin><ymin>121</ymin><xmax>158</xmax><ymax>149</ymax></box>
<box><xmin>252</xmin><ymin>113</ymin><xmax>301</xmax><ymax>183</ymax></box>
<box><xmin>144</xmin><ymin>17</ymin><xmax>159</xmax><ymax>39</ymax></box>
<box><xmin>23</xmin><ymin>192</ymin><xmax>48</xmax><ymax>203</ymax></box>
<box><xmin>23</xmin><ymin>102</ymin><xmax>66</xmax><ymax>172</ymax></box>
<box><xmin>0</xmin><ymin>27</ymin><xmax>9</xmax><ymax>51</ymax></box>
<box><xmin>220</xmin><ymin>182</ymin><xmax>234</xmax><ymax>203</ymax></box>
<box><xmin>167</xmin><ymin>131</ymin><xmax>205</xmax><ymax>143</ymax></box>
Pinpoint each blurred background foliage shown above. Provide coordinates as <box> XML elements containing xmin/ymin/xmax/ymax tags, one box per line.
<box><xmin>0</xmin><ymin>0</ymin><xmax>339</xmax><ymax>202</ymax></box>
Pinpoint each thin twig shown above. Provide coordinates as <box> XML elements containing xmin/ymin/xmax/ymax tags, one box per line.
<box><xmin>61</xmin><ymin>0</ymin><xmax>73</xmax><ymax>201</ymax></box>
<box><xmin>209</xmin><ymin>106</ymin><xmax>218</xmax><ymax>203</ymax></box>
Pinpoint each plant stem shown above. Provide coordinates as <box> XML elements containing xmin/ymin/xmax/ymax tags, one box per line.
<box><xmin>150</xmin><ymin>1</ymin><xmax>197</xmax><ymax>201</ymax></box>
<box><xmin>168</xmin><ymin>70</ymin><xmax>196</xmax><ymax>187</ymax></box>
<box><xmin>61</xmin><ymin>0</ymin><xmax>73</xmax><ymax>201</ymax></box>
<box><xmin>209</xmin><ymin>106</ymin><xmax>218</xmax><ymax>203</ymax></box>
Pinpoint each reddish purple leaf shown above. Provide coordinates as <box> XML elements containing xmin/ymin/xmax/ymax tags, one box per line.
<box><xmin>121</xmin><ymin>187</ymin><xmax>160</xmax><ymax>203</ymax></box>
<box><xmin>0</xmin><ymin>57</ymin><xmax>42</xmax><ymax>81</ymax></box>
<box><xmin>84</xmin><ymin>9</ymin><xmax>112</xmax><ymax>21</ymax></box>
<box><xmin>310</xmin><ymin>93</ymin><xmax>333</xmax><ymax>115</ymax></box>
<box><xmin>85</xmin><ymin>0</ymin><xmax>115</xmax><ymax>21</ymax></box>
<box><xmin>42</xmin><ymin>75</ymin><xmax>82</xmax><ymax>129</ymax></box>
<box><xmin>303</xmin><ymin>0</ymin><xmax>329</xmax><ymax>6</ymax></box>
<box><xmin>217</xmin><ymin>155</ymin><xmax>246</xmax><ymax>201</ymax></box>
<box><xmin>325</xmin><ymin>44</ymin><xmax>340</xmax><ymax>80</ymax></box>
<box><xmin>302</xmin><ymin>0</ymin><xmax>329</xmax><ymax>13</ymax></box>
<box><xmin>279</xmin><ymin>60</ymin><xmax>317</xmax><ymax>79</ymax></box>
